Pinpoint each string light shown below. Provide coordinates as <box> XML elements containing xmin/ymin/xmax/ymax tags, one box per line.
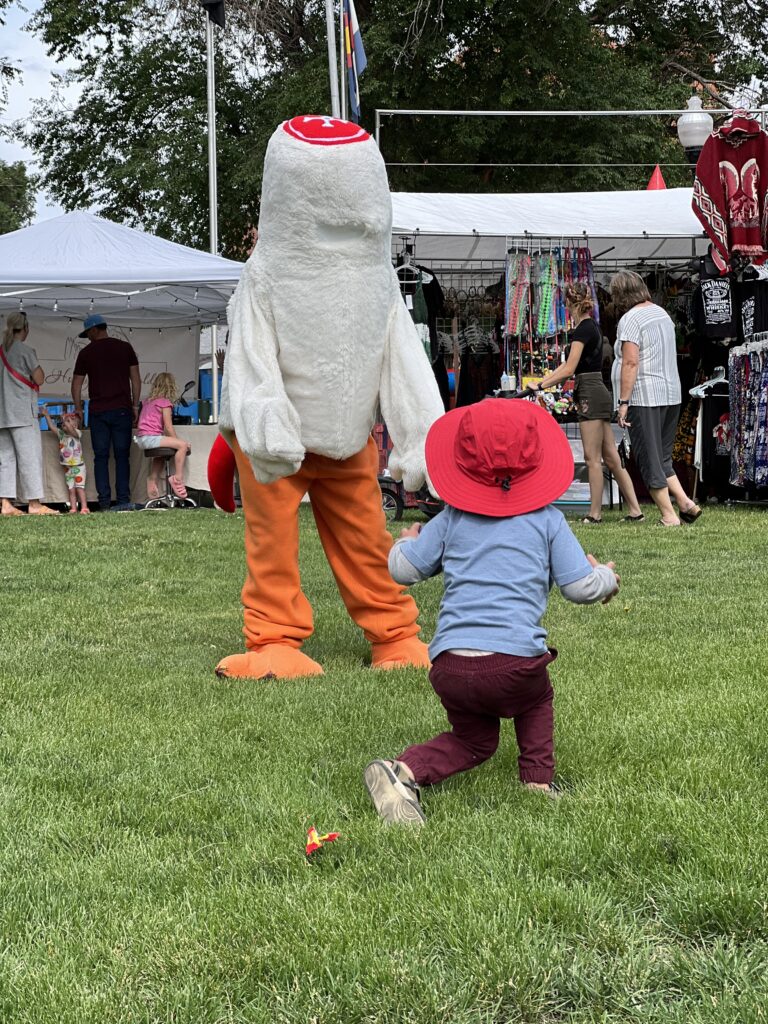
<box><xmin>53</xmin><ymin>299</ymin><xmax>58</xmax><ymax>312</ymax></box>
<box><xmin>18</xmin><ymin>299</ymin><xmax>23</xmax><ymax>311</ymax></box>
<box><xmin>89</xmin><ymin>299</ymin><xmax>94</xmax><ymax>311</ymax></box>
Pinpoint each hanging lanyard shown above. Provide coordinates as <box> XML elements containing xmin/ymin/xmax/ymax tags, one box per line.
<box><xmin>0</xmin><ymin>347</ymin><xmax>39</xmax><ymax>391</ymax></box>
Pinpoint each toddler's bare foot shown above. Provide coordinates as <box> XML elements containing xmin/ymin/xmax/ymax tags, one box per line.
<box><xmin>524</xmin><ymin>781</ymin><xmax>562</xmax><ymax>799</ymax></box>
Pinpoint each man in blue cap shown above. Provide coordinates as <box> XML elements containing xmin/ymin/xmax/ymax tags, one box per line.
<box><xmin>72</xmin><ymin>315</ymin><xmax>142</xmax><ymax>511</ymax></box>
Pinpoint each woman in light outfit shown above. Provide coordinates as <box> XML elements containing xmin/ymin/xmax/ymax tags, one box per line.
<box><xmin>531</xmin><ymin>282</ymin><xmax>643</xmax><ymax>524</ymax></box>
<box><xmin>0</xmin><ymin>312</ymin><xmax>57</xmax><ymax>515</ymax></box>
<box><xmin>610</xmin><ymin>271</ymin><xmax>701</xmax><ymax>527</ymax></box>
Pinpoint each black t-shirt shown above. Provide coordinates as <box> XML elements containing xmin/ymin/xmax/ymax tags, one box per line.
<box><xmin>568</xmin><ymin>318</ymin><xmax>602</xmax><ymax>374</ymax></box>
<box><xmin>735</xmin><ymin>279</ymin><xmax>768</xmax><ymax>346</ymax></box>
<box><xmin>692</xmin><ymin>273</ymin><xmax>736</xmax><ymax>338</ymax></box>
<box><xmin>73</xmin><ymin>337</ymin><xmax>139</xmax><ymax>414</ymax></box>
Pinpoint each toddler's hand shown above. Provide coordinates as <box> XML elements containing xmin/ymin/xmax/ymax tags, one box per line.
<box><xmin>587</xmin><ymin>553</ymin><xmax>620</xmax><ymax>603</ymax></box>
<box><xmin>399</xmin><ymin>523</ymin><xmax>421</xmax><ymax>540</ymax></box>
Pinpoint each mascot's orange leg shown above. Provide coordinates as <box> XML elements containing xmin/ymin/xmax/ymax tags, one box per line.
<box><xmin>215</xmin><ymin>442</ymin><xmax>324</xmax><ymax>680</ymax></box>
<box><xmin>307</xmin><ymin>438</ymin><xmax>431</xmax><ymax>670</ymax></box>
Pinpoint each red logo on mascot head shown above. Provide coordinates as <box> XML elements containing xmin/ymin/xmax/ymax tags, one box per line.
<box><xmin>282</xmin><ymin>116</ymin><xmax>370</xmax><ymax>146</ymax></box>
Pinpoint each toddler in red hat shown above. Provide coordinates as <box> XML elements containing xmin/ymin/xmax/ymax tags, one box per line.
<box><xmin>364</xmin><ymin>398</ymin><xmax>620</xmax><ymax>825</ymax></box>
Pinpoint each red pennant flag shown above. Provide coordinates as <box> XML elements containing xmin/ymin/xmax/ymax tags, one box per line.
<box><xmin>646</xmin><ymin>165</ymin><xmax>667</xmax><ymax>190</ymax></box>
<box><xmin>306</xmin><ymin>826</ymin><xmax>341</xmax><ymax>857</ymax></box>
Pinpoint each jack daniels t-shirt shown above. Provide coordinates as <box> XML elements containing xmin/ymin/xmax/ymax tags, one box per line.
<box><xmin>692</xmin><ymin>271</ymin><xmax>736</xmax><ymax>338</ymax></box>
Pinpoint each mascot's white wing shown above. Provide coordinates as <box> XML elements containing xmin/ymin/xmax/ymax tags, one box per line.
<box><xmin>379</xmin><ymin>277</ymin><xmax>445</xmax><ymax>493</ymax></box>
<box><xmin>219</xmin><ymin>262</ymin><xmax>305</xmax><ymax>483</ymax></box>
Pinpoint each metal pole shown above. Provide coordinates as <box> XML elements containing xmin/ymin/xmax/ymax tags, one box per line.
<box><xmin>374</xmin><ymin>107</ymin><xmax>760</xmax><ymax>118</ymax></box>
<box><xmin>339</xmin><ymin>0</ymin><xmax>347</xmax><ymax>120</ymax></box>
<box><xmin>325</xmin><ymin>0</ymin><xmax>341</xmax><ymax>118</ymax></box>
<box><xmin>205</xmin><ymin>13</ymin><xmax>219</xmax><ymax>422</ymax></box>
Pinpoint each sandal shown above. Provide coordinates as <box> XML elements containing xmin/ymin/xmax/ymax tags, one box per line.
<box><xmin>679</xmin><ymin>505</ymin><xmax>702</xmax><ymax>524</ymax></box>
<box><xmin>621</xmin><ymin>513</ymin><xmax>645</xmax><ymax>522</ymax></box>
<box><xmin>168</xmin><ymin>475</ymin><xmax>188</xmax><ymax>499</ymax></box>
<box><xmin>580</xmin><ymin>515</ymin><xmax>602</xmax><ymax>524</ymax></box>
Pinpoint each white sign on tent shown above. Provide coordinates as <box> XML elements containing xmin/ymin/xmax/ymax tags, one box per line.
<box><xmin>29</xmin><ymin>318</ymin><xmax>200</xmax><ymax>401</ymax></box>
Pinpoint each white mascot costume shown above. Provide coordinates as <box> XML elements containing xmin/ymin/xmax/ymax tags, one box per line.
<box><xmin>208</xmin><ymin>115</ymin><xmax>444</xmax><ymax>680</ymax></box>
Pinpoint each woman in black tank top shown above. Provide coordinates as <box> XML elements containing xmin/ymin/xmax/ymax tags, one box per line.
<box><xmin>530</xmin><ymin>283</ymin><xmax>643</xmax><ymax>524</ymax></box>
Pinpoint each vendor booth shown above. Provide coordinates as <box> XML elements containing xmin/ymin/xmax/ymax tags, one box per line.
<box><xmin>0</xmin><ymin>211</ymin><xmax>243</xmax><ymax>504</ymax></box>
<box><xmin>388</xmin><ymin>186</ymin><xmax>726</xmax><ymax>505</ymax></box>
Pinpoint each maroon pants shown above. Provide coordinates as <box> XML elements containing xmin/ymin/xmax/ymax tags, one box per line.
<box><xmin>399</xmin><ymin>650</ymin><xmax>556</xmax><ymax>786</ymax></box>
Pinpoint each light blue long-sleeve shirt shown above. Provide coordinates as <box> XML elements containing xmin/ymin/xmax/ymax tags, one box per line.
<box><xmin>390</xmin><ymin>505</ymin><xmax>615</xmax><ymax>660</ymax></box>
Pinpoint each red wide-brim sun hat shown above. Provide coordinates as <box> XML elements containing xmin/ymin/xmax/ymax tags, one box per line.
<box><xmin>425</xmin><ymin>398</ymin><xmax>575</xmax><ymax>517</ymax></box>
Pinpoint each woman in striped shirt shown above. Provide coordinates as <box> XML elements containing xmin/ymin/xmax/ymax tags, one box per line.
<box><xmin>609</xmin><ymin>271</ymin><xmax>702</xmax><ymax>527</ymax></box>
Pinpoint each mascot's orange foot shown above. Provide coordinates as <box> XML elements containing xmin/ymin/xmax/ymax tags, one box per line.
<box><xmin>370</xmin><ymin>637</ymin><xmax>431</xmax><ymax>671</ymax></box>
<box><xmin>216</xmin><ymin>646</ymin><xmax>324</xmax><ymax>680</ymax></box>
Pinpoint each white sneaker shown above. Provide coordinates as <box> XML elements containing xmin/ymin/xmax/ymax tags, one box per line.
<box><xmin>364</xmin><ymin>760</ymin><xmax>426</xmax><ymax>825</ymax></box>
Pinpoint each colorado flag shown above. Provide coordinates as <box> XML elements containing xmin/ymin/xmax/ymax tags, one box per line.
<box><xmin>343</xmin><ymin>0</ymin><xmax>367</xmax><ymax>124</ymax></box>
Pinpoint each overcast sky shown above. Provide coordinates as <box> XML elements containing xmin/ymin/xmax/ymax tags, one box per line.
<box><xmin>1</xmin><ymin>1</ymin><xmax>77</xmax><ymax>221</ymax></box>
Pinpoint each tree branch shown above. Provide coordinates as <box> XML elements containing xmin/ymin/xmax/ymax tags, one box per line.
<box><xmin>662</xmin><ymin>60</ymin><xmax>736</xmax><ymax>109</ymax></box>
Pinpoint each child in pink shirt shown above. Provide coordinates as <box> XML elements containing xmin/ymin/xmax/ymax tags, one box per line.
<box><xmin>135</xmin><ymin>373</ymin><xmax>191</xmax><ymax>499</ymax></box>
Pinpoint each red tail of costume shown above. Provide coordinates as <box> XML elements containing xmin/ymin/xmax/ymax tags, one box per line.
<box><xmin>207</xmin><ymin>433</ymin><xmax>237</xmax><ymax>513</ymax></box>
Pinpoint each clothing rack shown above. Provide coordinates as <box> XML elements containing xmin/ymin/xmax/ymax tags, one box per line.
<box><xmin>727</xmin><ymin>332</ymin><xmax>768</xmax><ymax>491</ymax></box>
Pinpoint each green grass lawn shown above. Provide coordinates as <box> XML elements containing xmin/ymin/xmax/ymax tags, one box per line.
<box><xmin>2</xmin><ymin>504</ymin><xmax>768</xmax><ymax>1023</ymax></box>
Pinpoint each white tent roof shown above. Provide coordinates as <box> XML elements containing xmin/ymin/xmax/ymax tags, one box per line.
<box><xmin>0</xmin><ymin>211</ymin><xmax>244</xmax><ymax>326</ymax></box>
<box><xmin>391</xmin><ymin>187</ymin><xmax>707</xmax><ymax>265</ymax></box>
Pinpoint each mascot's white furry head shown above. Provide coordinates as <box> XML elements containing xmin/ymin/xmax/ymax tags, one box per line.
<box><xmin>219</xmin><ymin>115</ymin><xmax>443</xmax><ymax>491</ymax></box>
<box><xmin>258</xmin><ymin>116</ymin><xmax>392</xmax><ymax>261</ymax></box>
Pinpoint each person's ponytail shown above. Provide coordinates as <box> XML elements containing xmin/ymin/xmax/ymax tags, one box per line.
<box><xmin>3</xmin><ymin>312</ymin><xmax>28</xmax><ymax>351</ymax></box>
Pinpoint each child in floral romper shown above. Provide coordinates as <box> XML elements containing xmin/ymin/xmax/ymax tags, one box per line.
<box><xmin>42</xmin><ymin>406</ymin><xmax>89</xmax><ymax>514</ymax></box>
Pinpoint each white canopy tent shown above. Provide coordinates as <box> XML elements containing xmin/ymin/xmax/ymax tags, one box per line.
<box><xmin>0</xmin><ymin>211</ymin><xmax>244</xmax><ymax>325</ymax></box>
<box><xmin>391</xmin><ymin>187</ymin><xmax>707</xmax><ymax>265</ymax></box>
<box><xmin>0</xmin><ymin>212</ymin><xmax>245</xmax><ymax>406</ymax></box>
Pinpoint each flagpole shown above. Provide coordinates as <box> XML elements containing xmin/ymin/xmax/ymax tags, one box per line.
<box><xmin>205</xmin><ymin>11</ymin><xmax>219</xmax><ymax>422</ymax></box>
<box><xmin>339</xmin><ymin>1</ymin><xmax>347</xmax><ymax>120</ymax></box>
<box><xmin>324</xmin><ymin>0</ymin><xmax>341</xmax><ymax>118</ymax></box>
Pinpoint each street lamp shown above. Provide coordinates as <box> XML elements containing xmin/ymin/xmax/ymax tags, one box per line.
<box><xmin>676</xmin><ymin>95</ymin><xmax>714</xmax><ymax>165</ymax></box>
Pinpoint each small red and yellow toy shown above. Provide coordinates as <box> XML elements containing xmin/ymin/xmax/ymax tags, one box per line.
<box><xmin>305</xmin><ymin>826</ymin><xmax>340</xmax><ymax>857</ymax></box>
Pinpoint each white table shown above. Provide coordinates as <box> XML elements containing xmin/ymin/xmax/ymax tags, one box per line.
<box><xmin>39</xmin><ymin>424</ymin><xmax>219</xmax><ymax>504</ymax></box>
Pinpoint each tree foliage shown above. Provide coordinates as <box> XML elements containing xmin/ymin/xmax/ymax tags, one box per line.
<box><xmin>0</xmin><ymin>159</ymin><xmax>34</xmax><ymax>233</ymax></box>
<box><xmin>21</xmin><ymin>0</ymin><xmax>768</xmax><ymax>259</ymax></box>
<box><xmin>0</xmin><ymin>0</ymin><xmax>18</xmax><ymax>110</ymax></box>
